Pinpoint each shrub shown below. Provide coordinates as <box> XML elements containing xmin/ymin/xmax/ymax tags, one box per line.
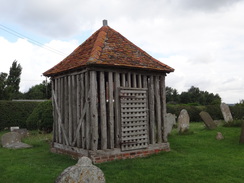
<box><xmin>0</xmin><ymin>101</ymin><xmax>39</xmax><ymax>130</ymax></box>
<box><xmin>26</xmin><ymin>100</ymin><xmax>53</xmax><ymax>133</ymax></box>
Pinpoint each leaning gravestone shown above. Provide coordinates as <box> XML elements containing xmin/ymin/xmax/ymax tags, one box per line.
<box><xmin>1</xmin><ymin>132</ymin><xmax>32</xmax><ymax>149</ymax></box>
<box><xmin>178</xmin><ymin>109</ymin><xmax>190</xmax><ymax>133</ymax></box>
<box><xmin>164</xmin><ymin>113</ymin><xmax>177</xmax><ymax>141</ymax></box>
<box><xmin>199</xmin><ymin>111</ymin><xmax>217</xmax><ymax>130</ymax></box>
<box><xmin>55</xmin><ymin>157</ymin><xmax>105</xmax><ymax>183</ymax></box>
<box><xmin>220</xmin><ymin>103</ymin><xmax>233</xmax><ymax>123</ymax></box>
<box><xmin>13</xmin><ymin>128</ymin><xmax>29</xmax><ymax>138</ymax></box>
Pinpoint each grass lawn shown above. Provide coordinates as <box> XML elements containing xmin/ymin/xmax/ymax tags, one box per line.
<box><xmin>1</xmin><ymin>123</ymin><xmax>244</xmax><ymax>183</ymax></box>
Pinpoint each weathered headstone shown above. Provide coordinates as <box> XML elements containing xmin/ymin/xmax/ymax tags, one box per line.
<box><xmin>220</xmin><ymin>103</ymin><xmax>233</xmax><ymax>123</ymax></box>
<box><xmin>239</xmin><ymin>122</ymin><xmax>244</xmax><ymax>144</ymax></box>
<box><xmin>199</xmin><ymin>111</ymin><xmax>217</xmax><ymax>129</ymax></box>
<box><xmin>10</xmin><ymin>126</ymin><xmax>19</xmax><ymax>132</ymax></box>
<box><xmin>178</xmin><ymin>109</ymin><xmax>190</xmax><ymax>133</ymax></box>
<box><xmin>216</xmin><ymin>132</ymin><xmax>224</xmax><ymax>140</ymax></box>
<box><xmin>164</xmin><ymin>113</ymin><xmax>176</xmax><ymax>141</ymax></box>
<box><xmin>56</xmin><ymin>157</ymin><xmax>105</xmax><ymax>183</ymax></box>
<box><xmin>13</xmin><ymin>128</ymin><xmax>29</xmax><ymax>138</ymax></box>
<box><xmin>1</xmin><ymin>132</ymin><xmax>32</xmax><ymax>149</ymax></box>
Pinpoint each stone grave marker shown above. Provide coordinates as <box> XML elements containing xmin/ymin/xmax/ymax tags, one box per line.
<box><xmin>216</xmin><ymin>132</ymin><xmax>224</xmax><ymax>140</ymax></box>
<box><xmin>178</xmin><ymin>109</ymin><xmax>190</xmax><ymax>133</ymax></box>
<box><xmin>13</xmin><ymin>128</ymin><xmax>29</xmax><ymax>138</ymax></box>
<box><xmin>56</xmin><ymin>156</ymin><xmax>105</xmax><ymax>183</ymax></box>
<box><xmin>164</xmin><ymin>113</ymin><xmax>176</xmax><ymax>141</ymax></box>
<box><xmin>1</xmin><ymin>132</ymin><xmax>32</xmax><ymax>149</ymax></box>
<box><xmin>220</xmin><ymin>103</ymin><xmax>233</xmax><ymax>123</ymax></box>
<box><xmin>199</xmin><ymin>111</ymin><xmax>217</xmax><ymax>130</ymax></box>
<box><xmin>10</xmin><ymin>126</ymin><xmax>19</xmax><ymax>132</ymax></box>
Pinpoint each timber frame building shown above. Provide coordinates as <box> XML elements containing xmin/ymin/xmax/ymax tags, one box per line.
<box><xmin>43</xmin><ymin>20</ymin><xmax>174</xmax><ymax>163</ymax></box>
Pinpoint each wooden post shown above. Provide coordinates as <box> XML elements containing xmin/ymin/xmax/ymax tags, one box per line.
<box><xmin>155</xmin><ymin>76</ymin><xmax>162</xmax><ymax>143</ymax></box>
<box><xmin>100</xmin><ymin>71</ymin><xmax>107</xmax><ymax>149</ymax></box>
<box><xmin>90</xmin><ymin>71</ymin><xmax>98</xmax><ymax>151</ymax></box>
<box><xmin>121</xmin><ymin>73</ymin><xmax>126</xmax><ymax>87</ymax></box>
<box><xmin>51</xmin><ymin>79</ymin><xmax>56</xmax><ymax>143</ymax></box>
<box><xmin>114</xmin><ymin>72</ymin><xmax>120</xmax><ymax>147</ymax></box>
<box><xmin>68</xmin><ymin>75</ymin><xmax>72</xmax><ymax>145</ymax></box>
<box><xmin>108</xmin><ymin>72</ymin><xmax>114</xmax><ymax>149</ymax></box>
<box><xmin>76</xmin><ymin>74</ymin><xmax>81</xmax><ymax>147</ymax></box>
<box><xmin>64</xmin><ymin>76</ymin><xmax>69</xmax><ymax>145</ymax></box>
<box><xmin>133</xmin><ymin>73</ymin><xmax>137</xmax><ymax>88</ymax></box>
<box><xmin>149</xmin><ymin>76</ymin><xmax>155</xmax><ymax>144</ymax></box>
<box><xmin>85</xmin><ymin>72</ymin><xmax>90</xmax><ymax>149</ymax></box>
<box><xmin>80</xmin><ymin>74</ymin><xmax>85</xmax><ymax>148</ymax></box>
<box><xmin>138</xmin><ymin>74</ymin><xmax>142</xmax><ymax>88</ymax></box>
<box><xmin>160</xmin><ymin>75</ymin><xmax>167</xmax><ymax>142</ymax></box>
<box><xmin>127</xmin><ymin>72</ymin><xmax>131</xmax><ymax>87</ymax></box>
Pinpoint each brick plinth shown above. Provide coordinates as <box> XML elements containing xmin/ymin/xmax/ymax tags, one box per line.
<box><xmin>50</xmin><ymin>143</ymin><xmax>170</xmax><ymax>164</ymax></box>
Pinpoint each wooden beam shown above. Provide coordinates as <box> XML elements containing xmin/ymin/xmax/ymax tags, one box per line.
<box><xmin>114</xmin><ymin>72</ymin><xmax>120</xmax><ymax>147</ymax></box>
<box><xmin>90</xmin><ymin>71</ymin><xmax>98</xmax><ymax>151</ymax></box>
<box><xmin>155</xmin><ymin>76</ymin><xmax>162</xmax><ymax>143</ymax></box>
<box><xmin>80</xmin><ymin>74</ymin><xmax>85</xmax><ymax>148</ymax></box>
<box><xmin>85</xmin><ymin>72</ymin><xmax>90</xmax><ymax>150</ymax></box>
<box><xmin>108</xmin><ymin>72</ymin><xmax>114</xmax><ymax>149</ymax></box>
<box><xmin>160</xmin><ymin>75</ymin><xmax>167</xmax><ymax>142</ymax></box>
<box><xmin>68</xmin><ymin>75</ymin><xmax>72</xmax><ymax>145</ymax></box>
<box><xmin>100</xmin><ymin>71</ymin><xmax>107</xmax><ymax>150</ymax></box>
<box><xmin>149</xmin><ymin>76</ymin><xmax>155</xmax><ymax>144</ymax></box>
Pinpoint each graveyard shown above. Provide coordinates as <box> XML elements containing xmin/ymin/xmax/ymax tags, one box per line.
<box><xmin>1</xmin><ymin>120</ymin><xmax>244</xmax><ymax>183</ymax></box>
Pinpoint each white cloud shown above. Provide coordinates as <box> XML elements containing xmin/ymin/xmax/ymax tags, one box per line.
<box><xmin>0</xmin><ymin>0</ymin><xmax>244</xmax><ymax>103</ymax></box>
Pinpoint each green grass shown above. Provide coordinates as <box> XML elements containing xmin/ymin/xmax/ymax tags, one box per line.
<box><xmin>1</xmin><ymin>124</ymin><xmax>244</xmax><ymax>183</ymax></box>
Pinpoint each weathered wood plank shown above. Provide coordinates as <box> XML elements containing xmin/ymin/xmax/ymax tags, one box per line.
<box><xmin>114</xmin><ymin>73</ymin><xmax>120</xmax><ymax>147</ymax></box>
<box><xmin>149</xmin><ymin>76</ymin><xmax>155</xmax><ymax>144</ymax></box>
<box><xmin>127</xmin><ymin>72</ymin><xmax>131</xmax><ymax>87</ymax></box>
<box><xmin>160</xmin><ymin>75</ymin><xmax>167</xmax><ymax>142</ymax></box>
<box><xmin>90</xmin><ymin>71</ymin><xmax>98</xmax><ymax>151</ymax></box>
<box><xmin>58</xmin><ymin>78</ymin><xmax>62</xmax><ymax>144</ymax></box>
<box><xmin>76</xmin><ymin>74</ymin><xmax>81</xmax><ymax>147</ymax></box>
<box><xmin>72</xmin><ymin>75</ymin><xmax>77</xmax><ymax>146</ymax></box>
<box><xmin>108</xmin><ymin>72</ymin><xmax>114</xmax><ymax>149</ymax></box>
<box><xmin>142</xmin><ymin>75</ymin><xmax>148</xmax><ymax>88</ymax></box>
<box><xmin>138</xmin><ymin>74</ymin><xmax>142</xmax><ymax>88</ymax></box>
<box><xmin>85</xmin><ymin>72</ymin><xmax>90</xmax><ymax>149</ymax></box>
<box><xmin>64</xmin><ymin>76</ymin><xmax>69</xmax><ymax>145</ymax></box>
<box><xmin>68</xmin><ymin>75</ymin><xmax>72</xmax><ymax>145</ymax></box>
<box><xmin>133</xmin><ymin>73</ymin><xmax>137</xmax><ymax>88</ymax></box>
<box><xmin>72</xmin><ymin>102</ymin><xmax>88</xmax><ymax>146</ymax></box>
<box><xmin>155</xmin><ymin>76</ymin><xmax>162</xmax><ymax>143</ymax></box>
<box><xmin>52</xmin><ymin>89</ymin><xmax>69</xmax><ymax>145</ymax></box>
<box><xmin>100</xmin><ymin>71</ymin><xmax>107</xmax><ymax>150</ymax></box>
<box><xmin>51</xmin><ymin>79</ymin><xmax>56</xmax><ymax>143</ymax></box>
<box><xmin>80</xmin><ymin>74</ymin><xmax>85</xmax><ymax>148</ymax></box>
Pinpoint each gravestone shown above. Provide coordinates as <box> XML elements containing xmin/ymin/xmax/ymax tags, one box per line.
<box><xmin>13</xmin><ymin>128</ymin><xmax>29</xmax><ymax>138</ymax></box>
<box><xmin>56</xmin><ymin>157</ymin><xmax>105</xmax><ymax>183</ymax></box>
<box><xmin>10</xmin><ymin>126</ymin><xmax>19</xmax><ymax>132</ymax></box>
<box><xmin>164</xmin><ymin>113</ymin><xmax>176</xmax><ymax>141</ymax></box>
<box><xmin>216</xmin><ymin>132</ymin><xmax>224</xmax><ymax>140</ymax></box>
<box><xmin>1</xmin><ymin>132</ymin><xmax>32</xmax><ymax>149</ymax></box>
<box><xmin>239</xmin><ymin>122</ymin><xmax>244</xmax><ymax>144</ymax></box>
<box><xmin>220</xmin><ymin>103</ymin><xmax>233</xmax><ymax>123</ymax></box>
<box><xmin>199</xmin><ymin>111</ymin><xmax>217</xmax><ymax>130</ymax></box>
<box><xmin>178</xmin><ymin>109</ymin><xmax>190</xmax><ymax>133</ymax></box>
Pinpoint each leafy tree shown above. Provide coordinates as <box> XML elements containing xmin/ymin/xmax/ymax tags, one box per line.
<box><xmin>5</xmin><ymin>60</ymin><xmax>22</xmax><ymax>100</ymax></box>
<box><xmin>166</xmin><ymin>87</ymin><xmax>179</xmax><ymax>103</ymax></box>
<box><xmin>0</xmin><ymin>72</ymin><xmax>8</xmax><ymax>99</ymax></box>
<box><xmin>24</xmin><ymin>80</ymin><xmax>51</xmax><ymax>99</ymax></box>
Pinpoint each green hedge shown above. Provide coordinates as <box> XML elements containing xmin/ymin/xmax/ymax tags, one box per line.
<box><xmin>167</xmin><ymin>104</ymin><xmax>223</xmax><ymax>122</ymax></box>
<box><xmin>26</xmin><ymin>101</ymin><xmax>53</xmax><ymax>132</ymax></box>
<box><xmin>0</xmin><ymin>101</ymin><xmax>40</xmax><ymax>130</ymax></box>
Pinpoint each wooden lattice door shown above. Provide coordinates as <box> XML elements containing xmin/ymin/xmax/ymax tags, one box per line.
<box><xmin>119</xmin><ymin>87</ymin><xmax>149</xmax><ymax>151</ymax></box>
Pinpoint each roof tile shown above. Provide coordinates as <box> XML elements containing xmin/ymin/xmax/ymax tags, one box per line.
<box><xmin>43</xmin><ymin>25</ymin><xmax>174</xmax><ymax>76</ymax></box>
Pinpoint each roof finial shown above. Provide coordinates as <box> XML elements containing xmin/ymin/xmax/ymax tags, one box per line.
<box><xmin>103</xmin><ymin>20</ymin><xmax>108</xmax><ymax>26</ymax></box>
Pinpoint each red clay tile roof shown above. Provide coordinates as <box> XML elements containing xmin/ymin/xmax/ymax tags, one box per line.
<box><xmin>43</xmin><ymin>25</ymin><xmax>174</xmax><ymax>76</ymax></box>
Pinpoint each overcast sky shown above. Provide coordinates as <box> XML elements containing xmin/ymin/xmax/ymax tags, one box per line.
<box><xmin>0</xmin><ymin>0</ymin><xmax>244</xmax><ymax>104</ymax></box>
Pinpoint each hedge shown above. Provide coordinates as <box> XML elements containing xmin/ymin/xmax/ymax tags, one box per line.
<box><xmin>0</xmin><ymin>101</ymin><xmax>40</xmax><ymax>130</ymax></box>
<box><xmin>26</xmin><ymin>100</ymin><xmax>53</xmax><ymax>132</ymax></box>
<box><xmin>167</xmin><ymin>104</ymin><xmax>224</xmax><ymax>122</ymax></box>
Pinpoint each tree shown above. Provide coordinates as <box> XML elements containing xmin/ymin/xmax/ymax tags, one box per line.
<box><xmin>0</xmin><ymin>72</ymin><xmax>8</xmax><ymax>99</ymax></box>
<box><xmin>5</xmin><ymin>60</ymin><xmax>22</xmax><ymax>100</ymax></box>
<box><xmin>24</xmin><ymin>80</ymin><xmax>51</xmax><ymax>99</ymax></box>
<box><xmin>166</xmin><ymin>87</ymin><xmax>179</xmax><ymax>103</ymax></box>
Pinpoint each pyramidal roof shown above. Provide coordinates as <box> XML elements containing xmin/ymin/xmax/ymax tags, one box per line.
<box><xmin>43</xmin><ymin>21</ymin><xmax>174</xmax><ymax>77</ymax></box>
